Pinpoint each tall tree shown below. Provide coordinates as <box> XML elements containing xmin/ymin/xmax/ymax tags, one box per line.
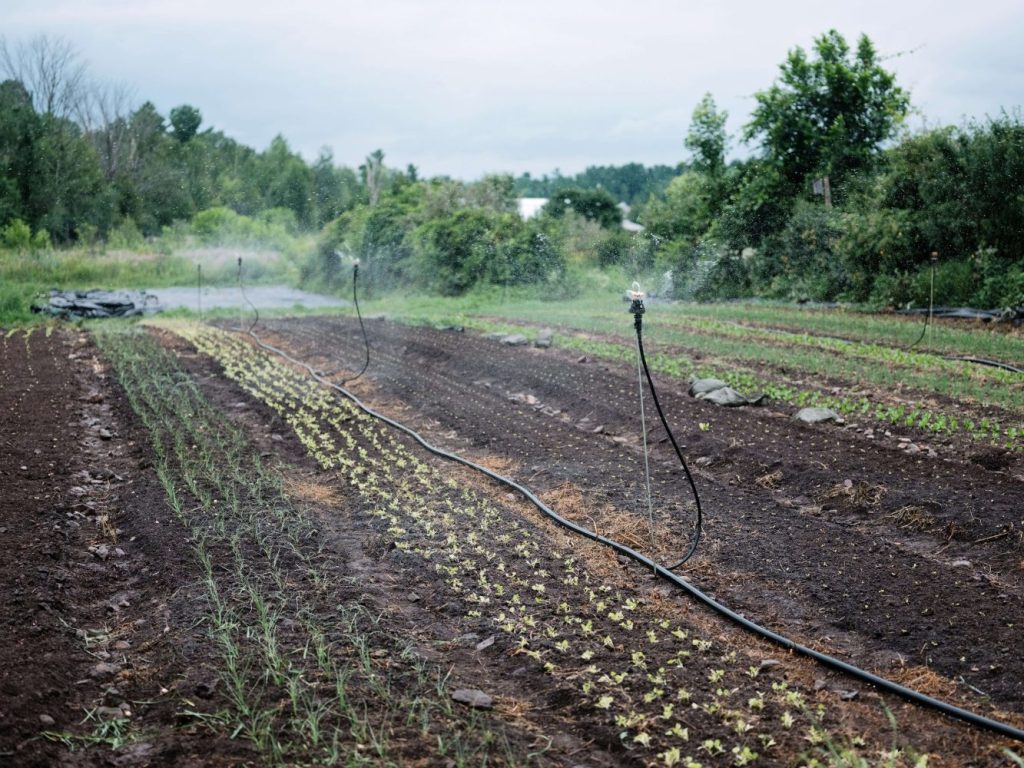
<box><xmin>0</xmin><ymin>80</ymin><xmax>39</xmax><ymax>224</ymax></box>
<box><xmin>0</xmin><ymin>35</ymin><xmax>88</xmax><ymax>120</ymax></box>
<box><xmin>685</xmin><ymin>93</ymin><xmax>728</xmax><ymax>178</ymax></box>
<box><xmin>169</xmin><ymin>104</ymin><xmax>202</xmax><ymax>143</ymax></box>
<box><xmin>744</xmin><ymin>30</ymin><xmax>909</xmax><ymax>193</ymax></box>
<box><xmin>362</xmin><ymin>149</ymin><xmax>385</xmax><ymax>207</ymax></box>
<box><xmin>260</xmin><ymin>134</ymin><xmax>313</xmax><ymax>226</ymax></box>
<box><xmin>311</xmin><ymin>147</ymin><xmax>359</xmax><ymax>228</ymax></box>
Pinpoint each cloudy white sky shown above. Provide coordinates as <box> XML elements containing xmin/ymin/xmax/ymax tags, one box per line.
<box><xmin>5</xmin><ymin>0</ymin><xmax>1023</xmax><ymax>179</ymax></box>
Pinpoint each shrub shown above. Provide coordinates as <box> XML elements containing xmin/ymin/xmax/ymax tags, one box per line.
<box><xmin>107</xmin><ymin>217</ymin><xmax>146</xmax><ymax>250</ymax></box>
<box><xmin>1</xmin><ymin>219</ymin><xmax>32</xmax><ymax>251</ymax></box>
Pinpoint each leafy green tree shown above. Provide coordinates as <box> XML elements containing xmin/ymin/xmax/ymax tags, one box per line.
<box><xmin>468</xmin><ymin>174</ymin><xmax>517</xmax><ymax>213</ymax></box>
<box><xmin>413</xmin><ymin>208</ymin><xmax>496</xmax><ymax>294</ymax></box>
<box><xmin>685</xmin><ymin>93</ymin><xmax>728</xmax><ymax>179</ymax></box>
<box><xmin>169</xmin><ymin>104</ymin><xmax>201</xmax><ymax>143</ymax></box>
<box><xmin>109</xmin><ymin>101</ymin><xmax>191</xmax><ymax>233</ymax></box>
<box><xmin>0</xmin><ymin>79</ymin><xmax>39</xmax><ymax>225</ymax></box>
<box><xmin>543</xmin><ymin>187</ymin><xmax>622</xmax><ymax>228</ymax></box>
<box><xmin>640</xmin><ymin>172</ymin><xmax>713</xmax><ymax>244</ymax></box>
<box><xmin>259</xmin><ymin>135</ymin><xmax>313</xmax><ymax>226</ymax></box>
<box><xmin>744</xmin><ymin>30</ymin><xmax>909</xmax><ymax>194</ymax></box>
<box><xmin>311</xmin><ymin>148</ymin><xmax>360</xmax><ymax>228</ymax></box>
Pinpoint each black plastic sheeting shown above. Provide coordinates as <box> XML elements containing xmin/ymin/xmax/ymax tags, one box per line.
<box><xmin>897</xmin><ymin>306</ymin><xmax>1022</xmax><ymax>322</ymax></box>
<box><xmin>32</xmin><ymin>289</ymin><xmax>159</xmax><ymax>319</ymax></box>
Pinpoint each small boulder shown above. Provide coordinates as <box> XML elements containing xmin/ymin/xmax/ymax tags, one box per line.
<box><xmin>535</xmin><ymin>329</ymin><xmax>554</xmax><ymax>348</ymax></box>
<box><xmin>696</xmin><ymin>387</ymin><xmax>765</xmax><ymax>407</ymax></box>
<box><xmin>452</xmin><ymin>688</ymin><xmax>493</xmax><ymax>709</ymax></box>
<box><xmin>501</xmin><ymin>334</ymin><xmax>529</xmax><ymax>346</ymax></box>
<box><xmin>795</xmin><ymin>407</ymin><xmax>843</xmax><ymax>424</ymax></box>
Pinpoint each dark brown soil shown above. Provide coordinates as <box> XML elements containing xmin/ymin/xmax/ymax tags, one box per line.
<box><xmin>253</xmin><ymin>317</ymin><xmax>1024</xmax><ymax>714</ymax></box>
<box><xmin>4</xmin><ymin>318</ymin><xmax>1023</xmax><ymax>766</ymax></box>
<box><xmin>0</xmin><ymin>329</ymin><xmax>254</xmax><ymax>767</ymax></box>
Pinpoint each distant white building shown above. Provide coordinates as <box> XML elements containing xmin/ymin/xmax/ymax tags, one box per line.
<box><xmin>517</xmin><ymin>197</ymin><xmax>549</xmax><ymax>220</ymax></box>
<box><xmin>516</xmin><ymin>196</ymin><xmax>645</xmax><ymax>232</ymax></box>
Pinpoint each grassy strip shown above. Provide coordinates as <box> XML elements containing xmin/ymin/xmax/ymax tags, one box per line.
<box><xmin>96</xmin><ymin>325</ymin><xmax>530</xmax><ymax>766</ymax></box>
<box><xmin>165</xmin><ymin>320</ymin><xmax>934</xmax><ymax>767</ymax></box>
<box><xmin>361</xmin><ymin>282</ymin><xmax>1024</xmax><ymax>365</ymax></box>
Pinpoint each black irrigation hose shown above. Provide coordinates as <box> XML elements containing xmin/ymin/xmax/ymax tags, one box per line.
<box><xmin>240</xmin><ymin>328</ymin><xmax>1024</xmax><ymax>744</ymax></box>
<box><xmin>632</xmin><ymin>301</ymin><xmax>702</xmax><ymax>570</ymax></box>
<box><xmin>907</xmin><ymin>311</ymin><xmax>929</xmax><ymax>349</ymax></box>
<box><xmin>342</xmin><ymin>263</ymin><xmax>370</xmax><ymax>387</ymax></box>
<box><xmin>946</xmin><ymin>356</ymin><xmax>1024</xmax><ymax>374</ymax></box>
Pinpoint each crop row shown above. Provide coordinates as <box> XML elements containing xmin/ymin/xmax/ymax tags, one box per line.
<box><xmin>167</xmin><ymin>320</ymin><xmax>924</xmax><ymax>767</ymax></box>
<box><xmin>97</xmin><ymin>326</ymin><xmax>527</xmax><ymax>766</ymax></box>
<box><xmin>437</xmin><ymin>317</ymin><xmax>1020</xmax><ymax>450</ymax></box>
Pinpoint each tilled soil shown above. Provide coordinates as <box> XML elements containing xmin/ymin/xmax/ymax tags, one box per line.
<box><xmin>254</xmin><ymin>316</ymin><xmax>1024</xmax><ymax>714</ymax></box>
<box><xmin>4</xmin><ymin>319</ymin><xmax>1023</xmax><ymax>766</ymax></box>
<box><xmin>0</xmin><ymin>329</ymin><xmax>252</xmax><ymax>766</ymax></box>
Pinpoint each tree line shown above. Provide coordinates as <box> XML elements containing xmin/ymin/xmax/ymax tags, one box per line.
<box><xmin>2</xmin><ymin>32</ymin><xmax>1022</xmax><ymax>309</ymax></box>
<box><xmin>635</xmin><ymin>31</ymin><xmax>1024</xmax><ymax>309</ymax></box>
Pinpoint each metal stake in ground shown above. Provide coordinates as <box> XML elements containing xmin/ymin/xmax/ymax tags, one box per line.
<box><xmin>628</xmin><ymin>282</ymin><xmax>657</xmax><ymax>550</ymax></box>
<box><xmin>237</xmin><ymin>257</ymin><xmax>244</xmax><ymax>332</ymax></box>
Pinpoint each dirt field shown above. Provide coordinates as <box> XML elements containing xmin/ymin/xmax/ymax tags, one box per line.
<box><xmin>2</xmin><ymin>318</ymin><xmax>1022</xmax><ymax>766</ymax></box>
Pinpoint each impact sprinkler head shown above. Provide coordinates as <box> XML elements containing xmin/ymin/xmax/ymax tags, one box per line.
<box><xmin>628</xmin><ymin>281</ymin><xmax>646</xmax><ymax>320</ymax></box>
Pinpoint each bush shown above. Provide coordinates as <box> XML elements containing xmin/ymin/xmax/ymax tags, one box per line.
<box><xmin>31</xmin><ymin>229</ymin><xmax>51</xmax><ymax>252</ymax></box>
<box><xmin>595</xmin><ymin>230</ymin><xmax>632</xmax><ymax>267</ymax></box>
<box><xmin>542</xmin><ymin>187</ymin><xmax>622</xmax><ymax>229</ymax></box>
<box><xmin>412</xmin><ymin>209</ymin><xmax>496</xmax><ymax>295</ymax></box>
<box><xmin>909</xmin><ymin>258</ymin><xmax>975</xmax><ymax>306</ymax></box>
<box><xmin>107</xmin><ymin>217</ymin><xmax>146</xmax><ymax>250</ymax></box>
<box><xmin>868</xmin><ymin>271</ymin><xmax>913</xmax><ymax>308</ymax></box>
<box><xmin>500</xmin><ymin>220</ymin><xmax>565</xmax><ymax>286</ymax></box>
<box><xmin>1</xmin><ymin>219</ymin><xmax>32</xmax><ymax>251</ymax></box>
<box><xmin>976</xmin><ymin>249</ymin><xmax>1024</xmax><ymax>309</ymax></box>
<box><xmin>192</xmin><ymin>207</ymin><xmax>239</xmax><ymax>240</ymax></box>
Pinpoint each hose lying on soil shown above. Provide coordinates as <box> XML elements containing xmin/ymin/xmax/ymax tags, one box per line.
<box><xmin>237</xmin><ymin>325</ymin><xmax>1024</xmax><ymax>744</ymax></box>
<box><xmin>945</xmin><ymin>356</ymin><xmax>1024</xmax><ymax>374</ymax></box>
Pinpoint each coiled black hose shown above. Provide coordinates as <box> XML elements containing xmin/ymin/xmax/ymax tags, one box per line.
<box><xmin>239</xmin><ymin>327</ymin><xmax>1024</xmax><ymax>744</ymax></box>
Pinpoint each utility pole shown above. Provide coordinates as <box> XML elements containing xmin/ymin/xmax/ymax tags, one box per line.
<box><xmin>812</xmin><ymin>176</ymin><xmax>832</xmax><ymax>209</ymax></box>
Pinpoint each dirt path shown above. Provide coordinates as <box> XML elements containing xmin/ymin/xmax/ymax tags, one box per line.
<box><xmin>0</xmin><ymin>329</ymin><xmax>250</xmax><ymax>766</ymax></box>
<box><xmin>255</xmin><ymin>316</ymin><xmax>1024</xmax><ymax>713</ymax></box>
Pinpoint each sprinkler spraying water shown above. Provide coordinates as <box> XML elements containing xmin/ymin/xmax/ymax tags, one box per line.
<box><xmin>628</xmin><ymin>281</ymin><xmax>703</xmax><ymax>569</ymax></box>
<box><xmin>237</xmin><ymin>257</ymin><xmax>260</xmax><ymax>333</ymax></box>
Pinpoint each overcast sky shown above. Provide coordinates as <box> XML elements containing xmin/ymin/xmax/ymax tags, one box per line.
<box><xmin>5</xmin><ymin>0</ymin><xmax>1023</xmax><ymax>179</ymax></box>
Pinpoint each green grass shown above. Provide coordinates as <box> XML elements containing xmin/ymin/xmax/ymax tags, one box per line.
<box><xmin>0</xmin><ymin>243</ymin><xmax>303</xmax><ymax>327</ymax></box>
